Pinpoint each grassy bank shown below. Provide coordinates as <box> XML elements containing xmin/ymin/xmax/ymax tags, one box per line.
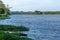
<box><xmin>0</xmin><ymin>15</ymin><xmax>10</xmax><ymax>20</ymax></box>
<box><xmin>0</xmin><ymin>25</ymin><xmax>29</xmax><ymax>31</ymax></box>
<box><xmin>0</xmin><ymin>25</ymin><xmax>33</xmax><ymax>40</ymax></box>
<box><xmin>0</xmin><ymin>32</ymin><xmax>33</xmax><ymax>40</ymax></box>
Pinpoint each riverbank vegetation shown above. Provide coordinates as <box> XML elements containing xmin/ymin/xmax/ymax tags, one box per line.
<box><xmin>0</xmin><ymin>32</ymin><xmax>32</xmax><ymax>40</ymax></box>
<box><xmin>0</xmin><ymin>0</ymin><xmax>10</xmax><ymax>16</ymax></box>
<box><xmin>0</xmin><ymin>15</ymin><xmax>10</xmax><ymax>19</ymax></box>
<box><xmin>0</xmin><ymin>25</ymin><xmax>29</xmax><ymax>31</ymax></box>
<box><xmin>10</xmin><ymin>11</ymin><xmax>60</xmax><ymax>15</ymax></box>
<box><xmin>0</xmin><ymin>25</ymin><xmax>33</xmax><ymax>40</ymax></box>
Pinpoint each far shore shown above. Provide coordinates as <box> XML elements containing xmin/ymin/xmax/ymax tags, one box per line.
<box><xmin>10</xmin><ymin>11</ymin><xmax>60</xmax><ymax>15</ymax></box>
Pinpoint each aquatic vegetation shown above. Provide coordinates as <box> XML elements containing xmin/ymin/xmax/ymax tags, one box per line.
<box><xmin>0</xmin><ymin>25</ymin><xmax>29</xmax><ymax>31</ymax></box>
<box><xmin>0</xmin><ymin>32</ymin><xmax>33</xmax><ymax>40</ymax></box>
<box><xmin>0</xmin><ymin>25</ymin><xmax>33</xmax><ymax>40</ymax></box>
<box><xmin>0</xmin><ymin>15</ymin><xmax>10</xmax><ymax>20</ymax></box>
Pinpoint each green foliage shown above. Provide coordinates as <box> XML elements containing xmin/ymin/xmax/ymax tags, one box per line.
<box><xmin>0</xmin><ymin>25</ymin><xmax>29</xmax><ymax>31</ymax></box>
<box><xmin>0</xmin><ymin>15</ymin><xmax>10</xmax><ymax>20</ymax></box>
<box><xmin>0</xmin><ymin>32</ymin><xmax>33</xmax><ymax>40</ymax></box>
<box><xmin>0</xmin><ymin>32</ymin><xmax>5</xmax><ymax>40</ymax></box>
<box><xmin>0</xmin><ymin>0</ymin><xmax>10</xmax><ymax>17</ymax></box>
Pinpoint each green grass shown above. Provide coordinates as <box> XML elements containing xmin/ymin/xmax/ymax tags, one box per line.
<box><xmin>0</xmin><ymin>25</ymin><xmax>32</xmax><ymax>40</ymax></box>
<box><xmin>0</xmin><ymin>15</ymin><xmax>10</xmax><ymax>20</ymax></box>
<box><xmin>0</xmin><ymin>32</ymin><xmax>5</xmax><ymax>40</ymax></box>
<box><xmin>19</xmin><ymin>38</ymin><xmax>33</xmax><ymax>40</ymax></box>
<box><xmin>0</xmin><ymin>32</ymin><xmax>33</xmax><ymax>40</ymax></box>
<box><xmin>0</xmin><ymin>25</ymin><xmax>29</xmax><ymax>31</ymax></box>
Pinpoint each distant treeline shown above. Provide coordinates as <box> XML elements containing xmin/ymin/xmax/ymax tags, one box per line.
<box><xmin>10</xmin><ymin>11</ymin><xmax>60</xmax><ymax>15</ymax></box>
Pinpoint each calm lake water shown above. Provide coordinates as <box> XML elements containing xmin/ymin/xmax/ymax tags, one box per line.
<box><xmin>0</xmin><ymin>15</ymin><xmax>60</xmax><ymax>40</ymax></box>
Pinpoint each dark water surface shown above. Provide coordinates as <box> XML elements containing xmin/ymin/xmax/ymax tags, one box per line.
<box><xmin>0</xmin><ymin>15</ymin><xmax>60</xmax><ymax>40</ymax></box>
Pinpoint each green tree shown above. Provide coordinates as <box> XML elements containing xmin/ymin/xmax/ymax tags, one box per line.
<box><xmin>35</xmin><ymin>10</ymin><xmax>42</xmax><ymax>14</ymax></box>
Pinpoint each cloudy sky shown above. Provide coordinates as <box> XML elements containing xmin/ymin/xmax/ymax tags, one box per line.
<box><xmin>2</xmin><ymin>0</ymin><xmax>60</xmax><ymax>11</ymax></box>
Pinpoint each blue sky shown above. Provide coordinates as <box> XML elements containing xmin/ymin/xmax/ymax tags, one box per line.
<box><xmin>2</xmin><ymin>0</ymin><xmax>60</xmax><ymax>11</ymax></box>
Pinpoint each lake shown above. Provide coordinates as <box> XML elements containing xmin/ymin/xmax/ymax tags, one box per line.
<box><xmin>0</xmin><ymin>15</ymin><xmax>60</xmax><ymax>40</ymax></box>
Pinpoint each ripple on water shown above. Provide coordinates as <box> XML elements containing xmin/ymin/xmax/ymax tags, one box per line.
<box><xmin>0</xmin><ymin>15</ymin><xmax>60</xmax><ymax>40</ymax></box>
